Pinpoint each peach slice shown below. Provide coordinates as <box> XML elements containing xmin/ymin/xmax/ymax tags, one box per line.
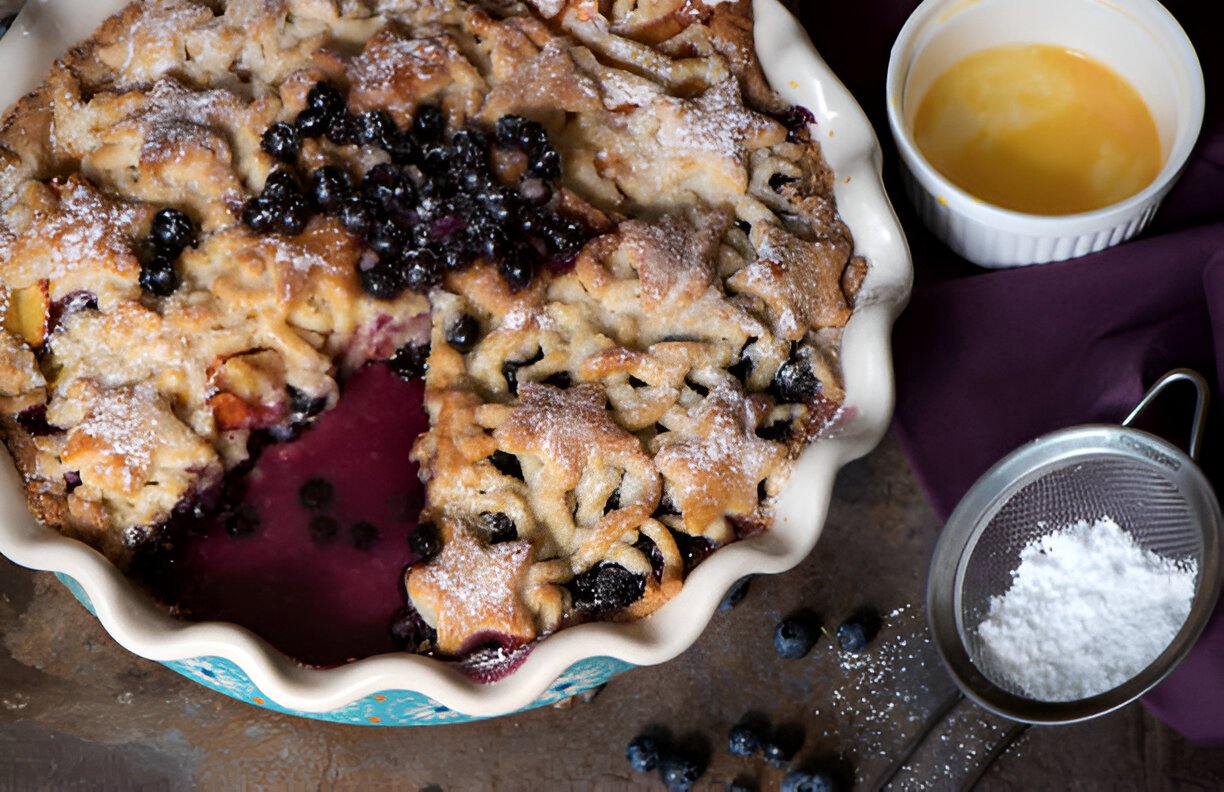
<box><xmin>3</xmin><ymin>280</ymin><xmax>50</xmax><ymax>347</ymax></box>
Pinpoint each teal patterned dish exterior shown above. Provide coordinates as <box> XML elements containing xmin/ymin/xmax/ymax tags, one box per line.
<box><xmin>56</xmin><ymin>573</ymin><xmax>633</xmax><ymax>725</ymax></box>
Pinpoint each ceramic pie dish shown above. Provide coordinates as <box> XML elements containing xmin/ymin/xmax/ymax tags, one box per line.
<box><xmin>0</xmin><ymin>0</ymin><xmax>911</xmax><ymax>723</ymax></box>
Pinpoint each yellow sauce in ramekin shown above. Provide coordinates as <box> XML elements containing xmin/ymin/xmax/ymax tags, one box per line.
<box><xmin>913</xmin><ymin>43</ymin><xmax>1162</xmax><ymax>215</ymax></box>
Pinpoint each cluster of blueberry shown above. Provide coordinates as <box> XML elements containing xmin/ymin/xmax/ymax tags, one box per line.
<box><xmin>625</xmin><ymin>722</ymin><xmax>840</xmax><ymax>792</ymax></box>
<box><xmin>139</xmin><ymin>208</ymin><xmax>196</xmax><ymax>296</ymax></box>
<box><xmin>617</xmin><ymin>586</ymin><xmax>878</xmax><ymax>790</ymax></box>
<box><xmin>774</xmin><ymin>608</ymin><xmax>878</xmax><ymax>659</ymax></box>
<box><xmin>244</xmin><ymin>81</ymin><xmax>593</xmax><ymax>298</ymax></box>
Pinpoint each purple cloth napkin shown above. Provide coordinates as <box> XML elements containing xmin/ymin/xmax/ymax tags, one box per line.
<box><xmin>801</xmin><ymin>0</ymin><xmax>1224</xmax><ymax>742</ymax></box>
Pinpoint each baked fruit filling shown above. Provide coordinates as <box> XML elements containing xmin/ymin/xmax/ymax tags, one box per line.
<box><xmin>0</xmin><ymin>0</ymin><xmax>866</xmax><ymax>670</ymax></box>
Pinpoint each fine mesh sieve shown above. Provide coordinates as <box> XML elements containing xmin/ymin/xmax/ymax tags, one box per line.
<box><xmin>927</xmin><ymin>369</ymin><xmax>1224</xmax><ymax>724</ymax></box>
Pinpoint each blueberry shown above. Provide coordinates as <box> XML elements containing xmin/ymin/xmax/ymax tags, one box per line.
<box><xmin>309</xmin><ymin>165</ymin><xmax>352</xmax><ymax>212</ymax></box>
<box><xmin>274</xmin><ymin>192</ymin><xmax>310</xmax><ymax>236</ymax></box>
<box><xmin>760</xmin><ymin>734</ymin><xmax>798</xmax><ymax>767</ymax></box>
<box><xmin>777</xmin><ymin>104</ymin><xmax>816</xmax><ymax>142</ymax></box>
<box><xmin>658</xmin><ymin>753</ymin><xmax>701</xmax><ymax>792</ymax></box>
<box><xmin>401</xmin><ymin>248</ymin><xmax>442</xmax><ymax>293</ymax></box>
<box><xmin>769</xmin><ymin>172</ymin><xmax>799</xmax><ymax>192</ymax></box>
<box><xmin>287</xmin><ymin>385</ymin><xmax>328</xmax><ymax>418</ymax></box>
<box><xmin>477</xmin><ymin>512</ymin><xmax>516</xmax><ymax>544</ymax></box>
<box><xmin>669</xmin><ymin>529</ymin><xmax>713</xmax><ymax>573</ymax></box>
<box><xmin>295</xmin><ymin>106</ymin><xmax>331</xmax><ymax>139</ymax></box>
<box><xmin>260</xmin><ymin>121</ymin><xmax>300</xmax><ymax>162</ymax></box>
<box><xmin>262</xmin><ymin>169</ymin><xmax>301</xmax><ymax>199</ymax></box>
<box><xmin>325</xmin><ymin>114</ymin><xmax>357</xmax><ymax>146</ymax></box>
<box><xmin>15</xmin><ymin>405</ymin><xmax>54</xmax><ymax>437</ymax></box>
<box><xmin>441</xmin><ymin>247</ymin><xmax>470</xmax><ymax>272</ymax></box>
<box><xmin>632</xmin><ymin>533</ymin><xmax>666</xmax><ymax>582</ymax></box>
<box><xmin>488</xmin><ymin>449</ymin><xmax>522</xmax><ymax>480</ymax></box>
<box><xmin>528</xmin><ymin>147</ymin><xmax>561</xmax><ymax>180</ymax></box>
<box><xmin>780</xmin><ymin>769</ymin><xmax>838</xmax><ymax>792</ymax></box>
<box><xmin>359</xmin><ymin>259</ymin><xmax>403</xmax><ymax>300</ymax></box>
<box><xmin>450</xmin><ymin>128</ymin><xmax>488</xmax><ymax>169</ymax></box>
<box><xmin>139</xmin><ymin>257</ymin><xmax>180</xmax><ymax>296</ymax></box>
<box><xmin>774</xmin><ymin>610</ymin><xmax>821</xmax><ymax>659</ymax></box>
<box><xmin>411</xmin><ymin>104</ymin><xmax>446</xmax><ymax>142</ymax></box>
<box><xmin>388</xmin><ymin>133</ymin><xmax>421</xmax><ymax>166</ymax></box>
<box><xmin>408</xmin><ymin>521</ymin><xmax>441</xmax><ymax>562</ymax></box>
<box><xmin>726</xmin><ymin>779</ymin><xmax>758</xmax><ymax>792</ymax></box>
<box><xmin>242</xmin><ymin>196</ymin><xmax>276</xmax><ymax>232</ymax></box>
<box><xmin>150</xmin><ymin>208</ymin><xmax>195</xmax><ymax>253</ymax></box>
<box><xmin>350</xmin><ymin>520</ymin><xmax>379</xmax><ymax>550</ymax></box>
<box><xmin>298</xmin><ymin>477</ymin><xmax>334</xmax><ymax>510</ymax></box>
<box><xmin>570</xmin><ymin>563</ymin><xmax>645</xmax><ymax>613</ymax></box>
<box><xmin>719</xmin><ymin>576</ymin><xmax>752</xmax><ymax>611</ymax></box>
<box><xmin>386</xmin><ymin>342</ymin><xmax>429</xmax><ymax>380</ymax></box>
<box><xmin>362</xmin><ymin>162</ymin><xmax>400</xmax><ymax>209</ymax></box>
<box><xmin>355</xmin><ymin>109</ymin><xmax>398</xmax><ymax>148</ymax></box>
<box><xmin>367</xmin><ymin>219</ymin><xmax>407</xmax><ymax>256</ymax></box>
<box><xmin>337</xmin><ymin>195</ymin><xmax>372</xmax><ymax>235</ymax></box>
<box><xmin>446</xmin><ymin>313</ymin><xmax>481</xmax><ymax>353</ymax></box>
<box><xmin>626</xmin><ymin>734</ymin><xmax>660</xmax><ymax>773</ymax></box>
<box><xmin>308</xmin><ymin>515</ymin><xmax>339</xmax><ymax>544</ymax></box>
<box><xmin>728</xmin><ymin>722</ymin><xmax>761</xmax><ymax>756</ymax></box>
<box><xmin>494</xmin><ymin>114</ymin><xmax>530</xmax><ymax>147</ymax></box>
<box><xmin>389</xmin><ymin>604</ymin><xmax>436</xmax><ymax>650</ymax></box>
<box><xmin>498</xmin><ymin>246</ymin><xmax>535</xmax><ymax>292</ymax></box>
<box><xmin>225</xmin><ymin>503</ymin><xmax>260</xmax><ymax>537</ymax></box>
<box><xmin>305</xmin><ymin>81</ymin><xmax>345</xmax><ymax>117</ymax></box>
<box><xmin>495</xmin><ymin>114</ymin><xmax>547</xmax><ymax>151</ymax></box>
<box><xmin>538</xmin><ymin>215</ymin><xmax>586</xmax><ymax>257</ymax></box>
<box><xmin>770</xmin><ymin>359</ymin><xmax>819</xmax><ymax>404</ymax></box>
<box><xmin>836</xmin><ymin>611</ymin><xmax>878</xmax><ymax>653</ymax></box>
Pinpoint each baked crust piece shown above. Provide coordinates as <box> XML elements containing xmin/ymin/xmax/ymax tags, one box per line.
<box><xmin>0</xmin><ymin>0</ymin><xmax>865</xmax><ymax>658</ymax></box>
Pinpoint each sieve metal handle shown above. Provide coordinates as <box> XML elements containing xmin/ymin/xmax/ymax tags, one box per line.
<box><xmin>1122</xmin><ymin>368</ymin><xmax>1209</xmax><ymax>461</ymax></box>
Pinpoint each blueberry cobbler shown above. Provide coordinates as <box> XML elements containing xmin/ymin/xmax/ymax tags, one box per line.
<box><xmin>0</xmin><ymin>0</ymin><xmax>865</xmax><ymax>670</ymax></box>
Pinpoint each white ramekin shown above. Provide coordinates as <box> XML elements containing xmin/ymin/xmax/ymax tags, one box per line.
<box><xmin>886</xmin><ymin>0</ymin><xmax>1205</xmax><ymax>269</ymax></box>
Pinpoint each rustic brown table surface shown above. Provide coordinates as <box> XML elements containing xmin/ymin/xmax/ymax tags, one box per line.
<box><xmin>2</xmin><ymin>433</ymin><xmax>1223</xmax><ymax>790</ymax></box>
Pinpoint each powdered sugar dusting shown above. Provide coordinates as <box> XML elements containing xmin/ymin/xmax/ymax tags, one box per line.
<box><xmin>406</xmin><ymin>521</ymin><xmax>537</xmax><ymax>654</ymax></box>
<box><xmin>16</xmin><ymin>178</ymin><xmax>141</xmax><ymax>281</ymax></box>
<box><xmin>976</xmin><ymin>516</ymin><xmax>1196</xmax><ymax>701</ymax></box>
<box><xmin>600</xmin><ymin>69</ymin><xmax>660</xmax><ymax>110</ymax></box>
<box><xmin>127</xmin><ymin>80</ymin><xmax>239</xmax><ymax>163</ymax></box>
<box><xmin>656</xmin><ymin>79</ymin><xmax>765</xmax><ymax>164</ymax></box>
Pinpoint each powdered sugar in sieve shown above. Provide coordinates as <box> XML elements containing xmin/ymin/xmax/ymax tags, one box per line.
<box><xmin>927</xmin><ymin>369</ymin><xmax>1224</xmax><ymax>724</ymax></box>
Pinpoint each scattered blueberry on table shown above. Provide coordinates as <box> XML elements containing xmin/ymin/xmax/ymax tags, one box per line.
<box><xmin>626</xmin><ymin>734</ymin><xmax>662</xmax><ymax>773</ymax></box>
<box><xmin>835</xmin><ymin>609</ymin><xmax>880</xmax><ymax>653</ymax></box>
<box><xmin>657</xmin><ymin>752</ymin><xmax>702</xmax><ymax>792</ymax></box>
<box><xmin>774</xmin><ymin>609</ymin><xmax>821</xmax><ymax>659</ymax></box>
<box><xmin>760</xmin><ymin>732</ymin><xmax>798</xmax><ymax>768</ymax></box>
<box><xmin>780</xmin><ymin>768</ymin><xmax>839</xmax><ymax>792</ymax></box>
<box><xmin>728</xmin><ymin>721</ymin><xmax>762</xmax><ymax>756</ymax></box>
<box><xmin>718</xmin><ymin>576</ymin><xmax>752</xmax><ymax>610</ymax></box>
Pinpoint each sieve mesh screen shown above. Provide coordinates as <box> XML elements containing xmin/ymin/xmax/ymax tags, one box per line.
<box><xmin>958</xmin><ymin>455</ymin><xmax>1201</xmax><ymax>692</ymax></box>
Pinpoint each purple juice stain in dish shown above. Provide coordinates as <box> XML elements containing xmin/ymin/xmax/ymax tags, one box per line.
<box><xmin>173</xmin><ymin>362</ymin><xmax>428</xmax><ymax>667</ymax></box>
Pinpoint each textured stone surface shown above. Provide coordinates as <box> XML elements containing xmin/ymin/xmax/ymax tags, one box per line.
<box><xmin>2</xmin><ymin>433</ymin><xmax>1222</xmax><ymax>790</ymax></box>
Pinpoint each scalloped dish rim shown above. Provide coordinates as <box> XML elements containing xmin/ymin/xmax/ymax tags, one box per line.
<box><xmin>0</xmin><ymin>0</ymin><xmax>912</xmax><ymax>718</ymax></box>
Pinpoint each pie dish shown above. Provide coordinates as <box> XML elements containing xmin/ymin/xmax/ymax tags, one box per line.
<box><xmin>0</xmin><ymin>0</ymin><xmax>910</xmax><ymax>720</ymax></box>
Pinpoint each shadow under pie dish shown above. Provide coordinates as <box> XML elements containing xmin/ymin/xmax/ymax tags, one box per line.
<box><xmin>0</xmin><ymin>0</ymin><xmax>910</xmax><ymax>721</ymax></box>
